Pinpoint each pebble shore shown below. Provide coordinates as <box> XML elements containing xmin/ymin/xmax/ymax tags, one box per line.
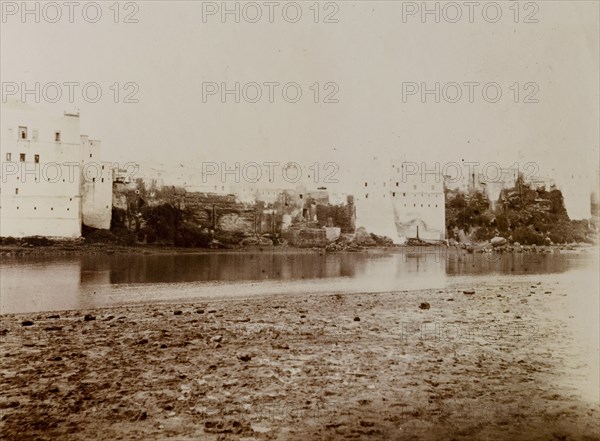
<box><xmin>1</xmin><ymin>280</ymin><xmax>599</xmax><ymax>440</ymax></box>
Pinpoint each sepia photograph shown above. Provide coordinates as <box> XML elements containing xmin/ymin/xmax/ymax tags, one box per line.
<box><xmin>0</xmin><ymin>1</ymin><xmax>599</xmax><ymax>440</ymax></box>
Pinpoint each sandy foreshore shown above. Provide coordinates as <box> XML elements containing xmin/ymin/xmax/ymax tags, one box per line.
<box><xmin>1</xmin><ymin>280</ymin><xmax>599</xmax><ymax>440</ymax></box>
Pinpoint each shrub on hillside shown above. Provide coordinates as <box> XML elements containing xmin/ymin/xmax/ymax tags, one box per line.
<box><xmin>511</xmin><ymin>226</ymin><xmax>546</xmax><ymax>246</ymax></box>
<box><xmin>174</xmin><ymin>225</ymin><xmax>212</xmax><ymax>248</ymax></box>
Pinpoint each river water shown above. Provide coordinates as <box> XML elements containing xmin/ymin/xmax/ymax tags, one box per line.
<box><xmin>2</xmin><ymin>247</ymin><xmax>599</xmax><ymax>404</ymax></box>
<box><xmin>0</xmin><ymin>248</ymin><xmax>597</xmax><ymax>314</ymax></box>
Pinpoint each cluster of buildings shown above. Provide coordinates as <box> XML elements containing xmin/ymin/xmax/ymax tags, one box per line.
<box><xmin>1</xmin><ymin>103</ymin><xmax>596</xmax><ymax>242</ymax></box>
<box><xmin>443</xmin><ymin>160</ymin><xmax>594</xmax><ymax>220</ymax></box>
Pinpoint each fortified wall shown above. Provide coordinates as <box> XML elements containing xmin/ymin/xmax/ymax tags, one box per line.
<box><xmin>112</xmin><ymin>180</ymin><xmax>356</xmax><ymax>246</ymax></box>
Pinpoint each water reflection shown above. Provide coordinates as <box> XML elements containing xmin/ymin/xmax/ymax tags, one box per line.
<box><xmin>0</xmin><ymin>249</ymin><xmax>585</xmax><ymax>314</ymax></box>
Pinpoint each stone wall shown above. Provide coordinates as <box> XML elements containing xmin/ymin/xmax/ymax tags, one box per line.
<box><xmin>315</xmin><ymin>202</ymin><xmax>355</xmax><ymax>233</ymax></box>
<box><xmin>283</xmin><ymin>226</ymin><xmax>327</xmax><ymax>248</ymax></box>
<box><xmin>112</xmin><ymin>181</ymin><xmax>356</xmax><ymax>242</ymax></box>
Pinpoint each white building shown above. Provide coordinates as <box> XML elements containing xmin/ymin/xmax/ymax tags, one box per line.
<box><xmin>80</xmin><ymin>136</ymin><xmax>113</xmax><ymax>229</ymax></box>
<box><xmin>478</xmin><ymin>166</ymin><xmax>519</xmax><ymax>210</ymax></box>
<box><xmin>354</xmin><ymin>157</ymin><xmax>445</xmax><ymax>243</ymax></box>
<box><xmin>0</xmin><ymin>102</ymin><xmax>112</xmax><ymax>237</ymax></box>
<box><xmin>556</xmin><ymin>171</ymin><xmax>593</xmax><ymax>220</ymax></box>
<box><xmin>390</xmin><ymin>160</ymin><xmax>445</xmax><ymax>241</ymax></box>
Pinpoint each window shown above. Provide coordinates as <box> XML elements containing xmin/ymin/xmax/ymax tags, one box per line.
<box><xmin>364</xmin><ymin>182</ymin><xmax>368</xmax><ymax>187</ymax></box>
<box><xmin>15</xmin><ymin>188</ymin><xmax>18</xmax><ymax>195</ymax></box>
<box><xmin>89</xmin><ymin>153</ymin><xmax>92</xmax><ymax>158</ymax></box>
<box><xmin>92</xmin><ymin>178</ymin><xmax>96</xmax><ymax>183</ymax></box>
<box><xmin>396</xmin><ymin>182</ymin><xmax>399</xmax><ymax>187</ymax></box>
<box><xmin>34</xmin><ymin>154</ymin><xmax>39</xmax><ymax>164</ymax></box>
<box><xmin>403</xmin><ymin>193</ymin><xmax>406</xmax><ymax>197</ymax></box>
<box><xmin>101</xmin><ymin>178</ymin><xmax>104</xmax><ymax>183</ymax></box>
<box><xmin>5</xmin><ymin>153</ymin><xmax>11</xmax><ymax>161</ymax></box>
<box><xmin>18</xmin><ymin>126</ymin><xmax>27</xmax><ymax>139</ymax></box>
<box><xmin>19</xmin><ymin>153</ymin><xmax>25</xmax><ymax>162</ymax></box>
<box><xmin>55</xmin><ymin>132</ymin><xmax>61</xmax><ymax>142</ymax></box>
<box><xmin>392</xmin><ymin>192</ymin><xmax>396</xmax><ymax>197</ymax></box>
<box><xmin>365</xmin><ymin>194</ymin><xmax>369</xmax><ymax>199</ymax></box>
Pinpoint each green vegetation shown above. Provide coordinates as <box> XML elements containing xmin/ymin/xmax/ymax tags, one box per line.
<box><xmin>446</xmin><ymin>176</ymin><xmax>596</xmax><ymax>245</ymax></box>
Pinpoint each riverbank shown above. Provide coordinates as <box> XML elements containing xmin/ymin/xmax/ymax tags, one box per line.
<box><xmin>1</xmin><ymin>279</ymin><xmax>598</xmax><ymax>440</ymax></box>
<box><xmin>0</xmin><ymin>237</ymin><xmax>594</xmax><ymax>258</ymax></box>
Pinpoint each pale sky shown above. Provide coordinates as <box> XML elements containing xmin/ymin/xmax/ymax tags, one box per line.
<box><xmin>1</xmin><ymin>1</ymin><xmax>598</xmax><ymax>189</ymax></box>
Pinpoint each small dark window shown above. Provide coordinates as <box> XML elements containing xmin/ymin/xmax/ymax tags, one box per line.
<box><xmin>396</xmin><ymin>182</ymin><xmax>399</xmax><ymax>187</ymax></box>
<box><xmin>55</xmin><ymin>132</ymin><xmax>61</xmax><ymax>142</ymax></box>
<box><xmin>15</xmin><ymin>188</ymin><xmax>19</xmax><ymax>195</ymax></box>
<box><xmin>89</xmin><ymin>153</ymin><xmax>92</xmax><ymax>158</ymax></box>
<box><xmin>101</xmin><ymin>178</ymin><xmax>104</xmax><ymax>183</ymax></box>
<box><xmin>34</xmin><ymin>154</ymin><xmax>39</xmax><ymax>163</ymax></box>
<box><xmin>364</xmin><ymin>182</ymin><xmax>368</xmax><ymax>187</ymax></box>
<box><xmin>392</xmin><ymin>192</ymin><xmax>396</xmax><ymax>197</ymax></box>
<box><xmin>19</xmin><ymin>126</ymin><xmax>27</xmax><ymax>139</ymax></box>
<box><xmin>19</xmin><ymin>153</ymin><xmax>25</xmax><ymax>162</ymax></box>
